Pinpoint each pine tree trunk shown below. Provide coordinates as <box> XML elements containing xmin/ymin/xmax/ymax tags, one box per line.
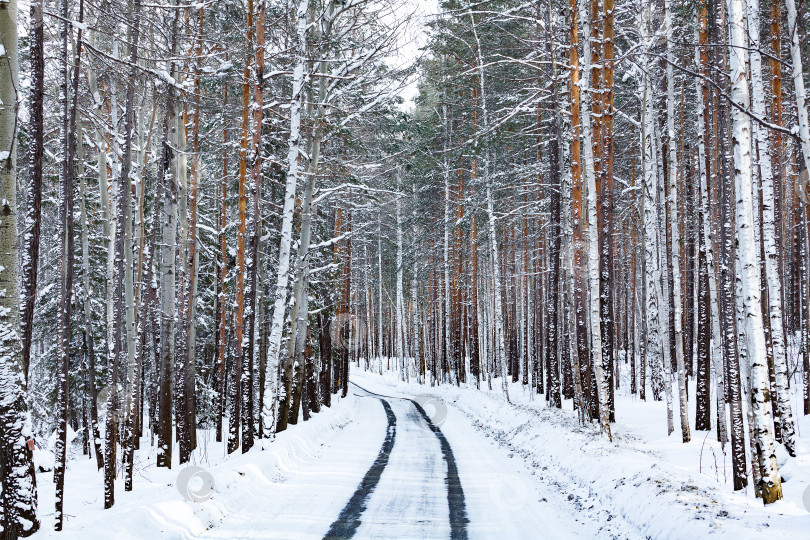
<box><xmin>54</xmin><ymin>0</ymin><xmax>71</xmax><ymax>524</ymax></box>
<box><xmin>19</xmin><ymin>0</ymin><xmax>44</xmax><ymax>387</ymax></box>
<box><xmin>545</xmin><ymin>1</ymin><xmax>562</xmax><ymax>409</ymax></box>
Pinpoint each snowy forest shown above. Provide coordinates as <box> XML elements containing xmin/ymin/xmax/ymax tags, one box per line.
<box><xmin>1</xmin><ymin>0</ymin><xmax>810</xmax><ymax>537</ymax></box>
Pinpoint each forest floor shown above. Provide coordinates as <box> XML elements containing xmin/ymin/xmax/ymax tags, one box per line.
<box><xmin>26</xmin><ymin>365</ymin><xmax>810</xmax><ymax>539</ymax></box>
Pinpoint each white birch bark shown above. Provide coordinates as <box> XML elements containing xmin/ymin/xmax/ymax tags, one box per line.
<box><xmin>748</xmin><ymin>0</ymin><xmax>795</xmax><ymax>456</ymax></box>
<box><xmin>580</xmin><ymin>0</ymin><xmax>610</xmax><ymax>438</ymax></box>
<box><xmin>727</xmin><ymin>0</ymin><xmax>782</xmax><ymax>503</ymax></box>
<box><xmin>378</xmin><ymin>216</ymin><xmax>383</xmax><ymax>373</ymax></box>
<box><xmin>694</xmin><ymin>27</ymin><xmax>728</xmax><ymax>446</ymax></box>
<box><xmin>396</xmin><ymin>171</ymin><xmax>405</xmax><ymax>381</ymax></box>
<box><xmin>652</xmin><ymin>110</ymin><xmax>675</xmax><ymax>435</ymax></box>
<box><xmin>106</xmin><ymin>40</ymin><xmax>121</xmax><ymax>370</ymax></box>
<box><xmin>261</xmin><ymin>0</ymin><xmax>307</xmax><ymax>435</ymax></box>
<box><xmin>786</xmin><ymin>0</ymin><xmax>810</xmax><ymax>175</ymax></box>
<box><xmin>664</xmin><ymin>0</ymin><xmax>690</xmax><ymax>443</ymax></box>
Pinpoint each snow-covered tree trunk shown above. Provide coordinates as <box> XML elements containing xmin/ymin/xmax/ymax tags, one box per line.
<box><xmin>695</xmin><ymin>8</ymin><xmax>728</xmax><ymax>446</ymax></box>
<box><xmin>748</xmin><ymin>0</ymin><xmax>795</xmax><ymax>456</ymax></box>
<box><xmin>242</xmin><ymin>0</ymin><xmax>265</xmax><ymax>451</ymax></box>
<box><xmin>396</xmin><ymin>171</ymin><xmax>405</xmax><ymax>382</ymax></box>
<box><xmin>278</xmin><ymin>55</ymin><xmax>327</xmax><ymax>431</ymax></box>
<box><xmin>469</xmin><ymin>9</ymin><xmax>508</xmax><ymax>401</ymax></box>
<box><xmin>261</xmin><ymin>0</ymin><xmax>307</xmax><ymax>436</ymax></box>
<box><xmin>54</xmin><ymin>0</ymin><xmax>71</xmax><ymax>524</ymax></box>
<box><xmin>78</xmin><ymin>107</ymin><xmax>104</xmax><ymax>471</ymax></box>
<box><xmin>19</xmin><ymin>0</ymin><xmax>44</xmax><ymax>386</ymax></box>
<box><xmin>119</xmin><ymin>0</ymin><xmax>142</xmax><ymax>491</ymax></box>
<box><xmin>653</xmin><ymin>113</ymin><xmax>675</xmax><ymax>435</ymax></box>
<box><xmin>442</xmin><ymin>95</ymin><xmax>452</xmax><ymax>386</ymax></box>
<box><xmin>0</xmin><ymin>0</ymin><xmax>39</xmax><ymax>535</ymax></box>
<box><xmin>545</xmin><ymin>0</ymin><xmax>562</xmax><ymax>409</ymax></box>
<box><xmin>184</xmin><ymin>5</ymin><xmax>204</xmax><ymax>453</ymax></box>
<box><xmin>157</xmin><ymin>6</ymin><xmax>180</xmax><ymax>468</ymax></box>
<box><xmin>580</xmin><ymin>0</ymin><xmax>610</xmax><ymax>439</ymax></box>
<box><xmin>727</xmin><ymin>0</ymin><xmax>782</xmax><ymax>504</ymax></box>
<box><xmin>378</xmin><ymin>218</ymin><xmax>384</xmax><ymax>374</ymax></box>
<box><xmin>664</xmin><ymin>0</ymin><xmax>690</xmax><ymax>443</ymax></box>
<box><xmin>639</xmin><ymin>5</ymin><xmax>663</xmax><ymax>410</ymax></box>
<box><xmin>215</xmin><ymin>83</ymin><xmax>229</xmax><ymax>443</ymax></box>
<box><xmin>229</xmin><ymin>0</ymin><xmax>253</xmax><ymax>453</ymax></box>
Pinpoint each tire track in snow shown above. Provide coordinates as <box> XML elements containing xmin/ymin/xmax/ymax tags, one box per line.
<box><xmin>324</xmin><ymin>398</ymin><xmax>396</xmax><ymax>539</ymax></box>
<box><xmin>410</xmin><ymin>399</ymin><xmax>469</xmax><ymax>540</ymax></box>
<box><xmin>347</xmin><ymin>382</ymin><xmax>469</xmax><ymax>540</ymax></box>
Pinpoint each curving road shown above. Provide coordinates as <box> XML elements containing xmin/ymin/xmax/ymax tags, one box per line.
<box><xmin>201</xmin><ymin>380</ymin><xmax>619</xmax><ymax>539</ymax></box>
<box><xmin>325</xmin><ymin>384</ymin><xmax>468</xmax><ymax>539</ymax></box>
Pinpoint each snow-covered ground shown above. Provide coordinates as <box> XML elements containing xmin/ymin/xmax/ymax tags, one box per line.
<box><xmin>27</xmin><ymin>366</ymin><xmax>810</xmax><ymax>539</ymax></box>
<box><xmin>351</xmin><ymin>367</ymin><xmax>810</xmax><ymax>539</ymax></box>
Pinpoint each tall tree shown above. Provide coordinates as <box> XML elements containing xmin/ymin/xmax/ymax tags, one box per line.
<box><xmin>0</xmin><ymin>0</ymin><xmax>39</xmax><ymax>535</ymax></box>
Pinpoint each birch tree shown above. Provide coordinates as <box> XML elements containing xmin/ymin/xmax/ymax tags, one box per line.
<box><xmin>727</xmin><ymin>0</ymin><xmax>782</xmax><ymax>504</ymax></box>
<box><xmin>262</xmin><ymin>0</ymin><xmax>307</xmax><ymax>436</ymax></box>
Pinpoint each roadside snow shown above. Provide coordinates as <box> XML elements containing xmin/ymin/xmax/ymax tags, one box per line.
<box><xmin>31</xmin><ymin>395</ymin><xmax>359</xmax><ymax>538</ymax></box>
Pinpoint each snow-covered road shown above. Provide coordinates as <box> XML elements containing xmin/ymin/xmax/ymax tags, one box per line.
<box><xmin>34</xmin><ymin>369</ymin><xmax>809</xmax><ymax>539</ymax></box>
<box><xmin>198</xmin><ymin>381</ymin><xmax>618</xmax><ymax>539</ymax></box>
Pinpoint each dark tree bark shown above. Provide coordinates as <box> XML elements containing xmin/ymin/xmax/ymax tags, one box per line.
<box><xmin>696</xmin><ymin>229</ymin><xmax>711</xmax><ymax>431</ymax></box>
<box><xmin>19</xmin><ymin>0</ymin><xmax>44</xmax><ymax>387</ymax></box>
<box><xmin>545</xmin><ymin>1</ymin><xmax>562</xmax><ymax>409</ymax></box>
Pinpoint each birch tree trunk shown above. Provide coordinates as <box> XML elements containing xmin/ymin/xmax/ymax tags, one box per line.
<box><xmin>748</xmin><ymin>0</ymin><xmax>795</xmax><ymax>456</ymax></box>
<box><xmin>580</xmin><ymin>0</ymin><xmax>610</xmax><ymax>439</ymax></box>
<box><xmin>786</xmin><ymin>0</ymin><xmax>810</xmax><ymax>176</ymax></box>
<box><xmin>157</xmin><ymin>6</ymin><xmax>180</xmax><ymax>468</ymax></box>
<box><xmin>664</xmin><ymin>0</ymin><xmax>690</xmax><ymax>443</ymax></box>
<box><xmin>261</xmin><ymin>0</ymin><xmax>307</xmax><ymax>435</ymax></box>
<box><xmin>695</xmin><ymin>3</ymin><xmax>728</xmax><ymax>446</ymax></box>
<box><xmin>78</xmin><ymin>107</ymin><xmax>104</xmax><ymax>470</ymax></box>
<box><xmin>396</xmin><ymin>171</ymin><xmax>405</xmax><ymax>382</ymax></box>
<box><xmin>120</xmin><ymin>0</ymin><xmax>142</xmax><ymax>490</ymax></box>
<box><xmin>727</xmin><ymin>0</ymin><xmax>782</xmax><ymax>504</ymax></box>
<box><xmin>278</xmin><ymin>26</ymin><xmax>329</xmax><ymax>429</ymax></box>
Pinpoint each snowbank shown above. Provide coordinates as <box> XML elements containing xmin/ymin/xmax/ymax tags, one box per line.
<box><xmin>31</xmin><ymin>395</ymin><xmax>359</xmax><ymax>538</ymax></box>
